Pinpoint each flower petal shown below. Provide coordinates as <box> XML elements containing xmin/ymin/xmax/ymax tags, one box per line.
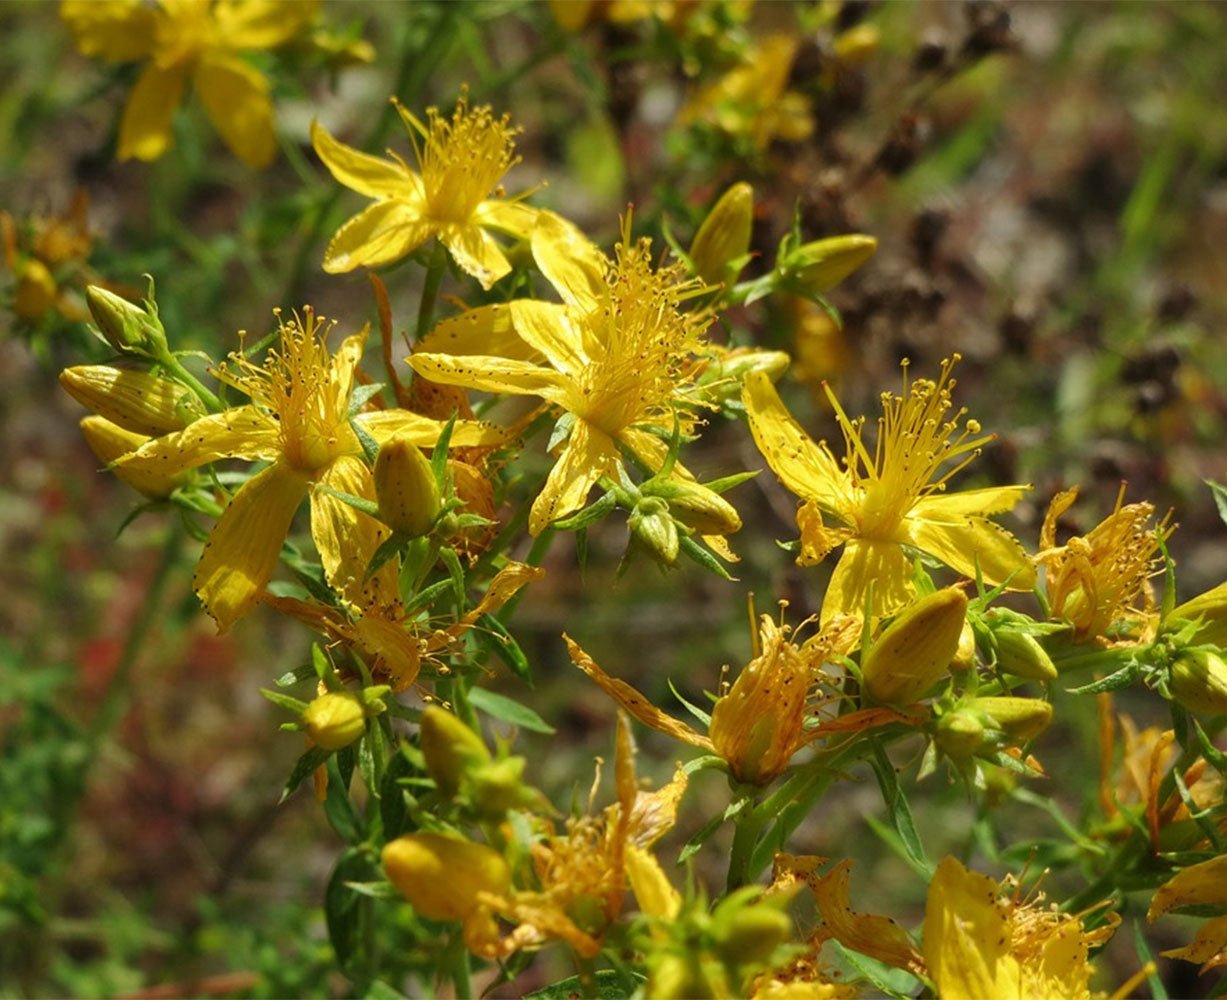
<box><xmin>408</xmin><ymin>353</ymin><xmax>570</xmax><ymax>404</ymax></box>
<box><xmin>923</xmin><ymin>857</ymin><xmax>1018</xmax><ymax>1000</ymax></box>
<box><xmin>311</xmin><ymin>455</ymin><xmax>397</xmax><ymax>608</ymax></box>
<box><xmin>356</xmin><ymin>408</ymin><xmax>509</xmax><ymax>448</ymax></box>
<box><xmin>821</xmin><ymin>537</ymin><xmax>915</xmax><ymax>622</ymax></box>
<box><xmin>509</xmin><ymin>300</ymin><xmax>586</xmax><ymax>375</ymax></box>
<box><xmin>530</xmin><ymin>419</ymin><xmax>619</xmax><ymax>534</ymax></box>
<box><xmin>116</xmin><ymin>406</ymin><xmax>280</xmax><ymax>476</ymax></box>
<box><xmin>418</xmin><ymin>303</ymin><xmax>541</xmax><ymax>362</ymax></box>
<box><xmin>194</xmin><ymin>53</ymin><xmax>277</xmax><ymax>167</ymax></box>
<box><xmin>195</xmin><ymin>462</ymin><xmax>309</xmax><ymax>632</ymax></box>
<box><xmin>214</xmin><ymin>0</ymin><xmax>317</xmax><ymax>49</ymax></box>
<box><xmin>474</xmin><ymin>198</ymin><xmax>539</xmax><ymax>240</ymax></box>
<box><xmin>118</xmin><ymin>62</ymin><xmax>189</xmax><ymax>162</ymax></box>
<box><xmin>906</xmin><ymin>514</ymin><xmax>1037</xmax><ymax>590</ymax></box>
<box><xmin>743</xmin><ymin>370</ymin><xmax>853</xmax><ymax>512</ymax></box>
<box><xmin>311</xmin><ymin>119</ymin><xmax>419</xmax><ymax>199</ymax></box>
<box><xmin>1148</xmin><ymin>856</ymin><xmax>1227</xmax><ymax>921</ymax></box>
<box><xmin>440</xmin><ymin>223</ymin><xmax>511</xmax><ymax>290</ymax></box>
<box><xmin>812</xmin><ymin>860</ymin><xmax>926</xmax><ymax>975</ymax></box>
<box><xmin>625</xmin><ymin>845</ymin><xmax>681</xmax><ymax>921</ymax></box>
<box><xmin>911</xmin><ymin>485</ymin><xmax>1031</xmax><ymax>520</ymax></box>
<box><xmin>62</xmin><ymin>0</ymin><xmax>157</xmax><ymax>61</ymax></box>
<box><xmin>323</xmin><ymin>201</ymin><xmax>432</xmax><ymax>273</ymax></box>
<box><xmin>530</xmin><ymin>210</ymin><xmax>607</xmax><ymax>311</ymax></box>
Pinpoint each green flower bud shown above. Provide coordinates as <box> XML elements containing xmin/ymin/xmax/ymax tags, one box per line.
<box><xmin>690</xmin><ymin>182</ymin><xmax>754</xmax><ymax>286</ymax></box>
<box><xmin>950</xmin><ymin>620</ymin><xmax>977</xmax><ymax>672</ymax></box>
<box><xmin>1170</xmin><ymin>583</ymin><xmax>1227</xmax><ymax>648</ymax></box>
<box><xmin>302</xmin><ymin>691</ymin><xmax>367</xmax><ymax>750</ymax></box>
<box><xmin>1170</xmin><ymin>648</ymin><xmax>1227</xmax><ymax>716</ymax></box>
<box><xmin>973</xmin><ymin>696</ymin><xmax>1054</xmax><ymax>742</ymax></box>
<box><xmin>641</xmin><ymin>477</ymin><xmax>742</xmax><ymax>535</ymax></box>
<box><xmin>935</xmin><ymin>707</ymin><xmax>986</xmax><ymax>760</ymax></box>
<box><xmin>79</xmin><ymin>416</ymin><xmax>187</xmax><ymax>498</ymax></box>
<box><xmin>648</xmin><ymin>955</ymin><xmax>719</xmax><ymax>1000</ymax></box>
<box><xmin>419</xmin><ymin>705</ymin><xmax>491</xmax><ymax>798</ymax></box>
<box><xmin>60</xmin><ymin>364</ymin><xmax>205</xmax><ymax>436</ymax></box>
<box><xmin>382</xmin><ymin>833</ymin><xmax>510</xmax><ymax>921</ymax></box>
<box><xmin>373</xmin><ymin>434</ymin><xmax>440</xmax><ymax>537</ymax></box>
<box><xmin>86</xmin><ymin>284</ymin><xmax>168</xmax><ymax>356</ymax></box>
<box><xmin>993</xmin><ymin>627</ymin><xmax>1057</xmax><ymax>682</ymax></box>
<box><xmin>470</xmin><ymin>756</ymin><xmax>530</xmax><ymax>818</ymax></box>
<box><xmin>777</xmin><ymin>233</ymin><xmax>877</xmax><ymax>295</ymax></box>
<box><xmin>711</xmin><ymin>904</ymin><xmax>792</xmax><ymax>966</ymax></box>
<box><xmin>629</xmin><ymin>496</ymin><xmax>679</xmax><ymax>566</ymax></box>
<box><xmin>862</xmin><ymin>587</ymin><xmax>968</xmax><ymax>705</ymax></box>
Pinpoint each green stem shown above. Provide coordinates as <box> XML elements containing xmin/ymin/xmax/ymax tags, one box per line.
<box><xmin>727</xmin><ymin>801</ymin><xmax>767</xmax><ymax>891</ymax></box>
<box><xmin>446</xmin><ymin>929</ymin><xmax>473</xmax><ymax>999</ymax></box>
<box><xmin>415</xmin><ymin>244</ymin><xmax>447</xmax><ymax>342</ymax></box>
<box><xmin>160</xmin><ymin>352</ymin><xmax>222</xmax><ymax>413</ymax></box>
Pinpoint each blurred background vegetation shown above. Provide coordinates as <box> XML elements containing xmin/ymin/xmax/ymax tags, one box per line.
<box><xmin>2</xmin><ymin>1</ymin><xmax>1226</xmax><ymax>996</ymax></box>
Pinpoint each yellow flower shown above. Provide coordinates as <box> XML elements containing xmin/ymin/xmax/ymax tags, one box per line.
<box><xmin>116</xmin><ymin>307</ymin><xmax>505</xmax><ymax>631</ymax></box>
<box><xmin>466</xmin><ymin>715</ymin><xmax>687</xmax><ymax>959</ymax></box>
<box><xmin>743</xmin><ymin>356</ymin><xmax>1035</xmax><ymax>622</ymax></box>
<box><xmin>311</xmin><ymin>94</ymin><xmax>540</xmax><ymax>289</ymax></box>
<box><xmin>568</xmin><ymin>612</ymin><xmax>919</xmax><ymax>785</ymax></box>
<box><xmin>411</xmin><ymin>214</ymin><xmax>713</xmax><ymax>534</ymax></box>
<box><xmin>1037</xmin><ymin>486</ymin><xmax>1173</xmax><ymax>644</ymax></box>
<box><xmin>923</xmin><ymin>856</ymin><xmax>1117</xmax><ymax>1000</ymax></box>
<box><xmin>1148</xmin><ymin>856</ymin><xmax>1227</xmax><ymax>974</ymax></box>
<box><xmin>61</xmin><ymin>0</ymin><xmax>316</xmax><ymax>167</ymax></box>
<box><xmin>2</xmin><ymin>190</ymin><xmax>94</xmax><ymax>323</ymax></box>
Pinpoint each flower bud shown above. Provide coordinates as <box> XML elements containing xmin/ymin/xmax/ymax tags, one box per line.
<box><xmin>79</xmin><ymin>416</ymin><xmax>186</xmax><ymax>498</ymax></box>
<box><xmin>711</xmin><ymin>903</ymin><xmax>792</xmax><ymax>965</ymax></box>
<box><xmin>14</xmin><ymin>259</ymin><xmax>57</xmax><ymax>319</ymax></box>
<box><xmin>647</xmin><ymin>955</ymin><xmax>719</xmax><ymax>1000</ymax></box>
<box><xmin>469</xmin><ymin>757</ymin><xmax>531</xmax><ymax>818</ymax></box>
<box><xmin>993</xmin><ymin>627</ymin><xmax>1057</xmax><ymax>682</ymax></box>
<box><xmin>834</xmin><ymin>24</ymin><xmax>880</xmax><ymax>63</ymax></box>
<box><xmin>973</xmin><ymin>696</ymin><xmax>1054</xmax><ymax>742</ymax></box>
<box><xmin>641</xmin><ymin>477</ymin><xmax>742</xmax><ymax>536</ymax></box>
<box><xmin>950</xmin><ymin>620</ymin><xmax>977</xmax><ymax>672</ymax></box>
<box><xmin>629</xmin><ymin>496</ymin><xmax>679</xmax><ymax>566</ymax></box>
<box><xmin>862</xmin><ymin>587</ymin><xmax>968</xmax><ymax>705</ymax></box>
<box><xmin>382</xmin><ymin>833</ymin><xmax>510</xmax><ymax>922</ymax></box>
<box><xmin>419</xmin><ymin>705</ymin><xmax>491</xmax><ymax>799</ymax></box>
<box><xmin>690</xmin><ymin>182</ymin><xmax>754</xmax><ymax>286</ymax></box>
<box><xmin>86</xmin><ymin>284</ymin><xmax>168</xmax><ymax>355</ymax></box>
<box><xmin>778</xmin><ymin>234</ymin><xmax>877</xmax><ymax>295</ymax></box>
<box><xmin>1169</xmin><ymin>648</ymin><xmax>1227</xmax><ymax>716</ymax></box>
<box><xmin>373</xmin><ymin>434</ymin><xmax>441</xmax><ymax>536</ymax></box>
<box><xmin>695</xmin><ymin>347</ymin><xmax>790</xmax><ymax>407</ymax></box>
<box><xmin>302</xmin><ymin>691</ymin><xmax>367</xmax><ymax>750</ymax></box>
<box><xmin>60</xmin><ymin>364</ymin><xmax>205</xmax><ymax>436</ymax></box>
<box><xmin>935</xmin><ymin>708</ymin><xmax>986</xmax><ymax>760</ymax></box>
<box><xmin>1170</xmin><ymin>583</ymin><xmax>1227</xmax><ymax>648</ymax></box>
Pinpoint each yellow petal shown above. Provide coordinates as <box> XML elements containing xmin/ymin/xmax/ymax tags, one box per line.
<box><xmin>625</xmin><ymin>844</ymin><xmax>681</xmax><ymax>921</ymax></box>
<box><xmin>564</xmin><ymin>634</ymin><xmax>712</xmax><ymax>750</ymax></box>
<box><xmin>743</xmin><ymin>371</ymin><xmax>853</xmax><ymax>513</ymax></box>
<box><xmin>911</xmin><ymin>485</ymin><xmax>1031</xmax><ymax>520</ymax></box>
<box><xmin>509</xmin><ymin>300</ymin><xmax>586</xmax><ymax>375</ymax></box>
<box><xmin>195</xmin><ymin>462</ymin><xmax>309</xmax><ymax>632</ymax></box>
<box><xmin>820</xmin><ymin>538</ymin><xmax>914</xmax><ymax>623</ymax></box>
<box><xmin>811</xmin><ymin>860</ymin><xmax>925</xmax><ymax>975</ymax></box>
<box><xmin>118</xmin><ymin>62</ymin><xmax>189</xmax><ymax>162</ymax></box>
<box><xmin>440</xmin><ymin>223</ymin><xmax>511</xmax><ymax>290</ymax></box>
<box><xmin>923</xmin><ymin>857</ymin><xmax>1016</xmax><ymax>1000</ymax></box>
<box><xmin>116</xmin><ymin>406</ymin><xmax>279</xmax><ymax>477</ymax></box>
<box><xmin>323</xmin><ymin>200</ymin><xmax>432</xmax><ymax>273</ymax></box>
<box><xmin>1160</xmin><ymin>914</ymin><xmax>1227</xmax><ymax>971</ymax></box>
<box><xmin>796</xmin><ymin>500</ymin><xmax>853</xmax><ymax>566</ymax></box>
<box><xmin>356</xmin><ymin>408</ymin><xmax>510</xmax><ymax>448</ymax></box>
<box><xmin>530</xmin><ymin>210</ymin><xmax>607</xmax><ymax>311</ymax></box>
<box><xmin>418</xmin><ymin>303</ymin><xmax>541</xmax><ymax>362</ymax></box>
<box><xmin>529</xmin><ymin>419</ymin><xmax>618</xmax><ymax>534</ymax></box>
<box><xmin>214</xmin><ymin>0</ymin><xmax>318</xmax><ymax>49</ymax></box>
<box><xmin>310</xmin><ymin>455</ymin><xmax>397</xmax><ymax>608</ymax></box>
<box><xmin>62</xmin><ymin>0</ymin><xmax>157</xmax><ymax>61</ymax></box>
<box><xmin>474</xmin><ymin>198</ymin><xmax>540</xmax><ymax>240</ymax></box>
<box><xmin>407</xmin><ymin>353</ymin><xmax>570</xmax><ymax>404</ymax></box>
<box><xmin>311</xmin><ymin>119</ymin><xmax>419</xmax><ymax>199</ymax></box>
<box><xmin>332</xmin><ymin>329</ymin><xmax>368</xmax><ymax>401</ymax></box>
<box><xmin>194</xmin><ymin>53</ymin><xmax>276</xmax><ymax>167</ymax></box>
<box><xmin>1148</xmin><ymin>856</ymin><xmax>1227</xmax><ymax>921</ymax></box>
<box><xmin>906</xmin><ymin>514</ymin><xmax>1037</xmax><ymax>590</ymax></box>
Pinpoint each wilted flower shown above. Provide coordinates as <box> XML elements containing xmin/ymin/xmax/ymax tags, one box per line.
<box><xmin>1148</xmin><ymin>856</ymin><xmax>1227</xmax><ymax>974</ymax></box>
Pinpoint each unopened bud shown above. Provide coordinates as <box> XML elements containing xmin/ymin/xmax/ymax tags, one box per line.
<box><xmin>973</xmin><ymin>696</ymin><xmax>1054</xmax><ymax>742</ymax></box>
<box><xmin>629</xmin><ymin>497</ymin><xmax>679</xmax><ymax>566</ymax></box>
<box><xmin>935</xmin><ymin>708</ymin><xmax>986</xmax><ymax>760</ymax></box>
<box><xmin>690</xmin><ymin>182</ymin><xmax>754</xmax><ymax>286</ymax></box>
<box><xmin>373</xmin><ymin>434</ymin><xmax>440</xmax><ymax>536</ymax></box>
<box><xmin>711</xmin><ymin>903</ymin><xmax>792</xmax><ymax>965</ymax></box>
<box><xmin>60</xmin><ymin>364</ymin><xmax>205</xmax><ymax>435</ymax></box>
<box><xmin>862</xmin><ymin>587</ymin><xmax>968</xmax><ymax>705</ymax></box>
<box><xmin>1170</xmin><ymin>583</ymin><xmax>1227</xmax><ymax>649</ymax></box>
<box><xmin>469</xmin><ymin>757</ymin><xmax>530</xmax><ymax>818</ymax></box>
<box><xmin>86</xmin><ymin>284</ymin><xmax>168</xmax><ymax>355</ymax></box>
<box><xmin>950</xmin><ymin>620</ymin><xmax>977</xmax><ymax>672</ymax></box>
<box><xmin>419</xmin><ymin>705</ymin><xmax>491</xmax><ymax>799</ymax></box>
<box><xmin>382</xmin><ymin>833</ymin><xmax>510</xmax><ymax>921</ymax></box>
<box><xmin>1169</xmin><ymin>648</ymin><xmax>1227</xmax><ymax>716</ymax></box>
<box><xmin>696</xmin><ymin>347</ymin><xmax>790</xmax><ymax>407</ymax></box>
<box><xmin>993</xmin><ymin>627</ymin><xmax>1057</xmax><ymax>682</ymax></box>
<box><xmin>79</xmin><ymin>416</ymin><xmax>186</xmax><ymax>498</ymax></box>
<box><xmin>778</xmin><ymin>234</ymin><xmax>877</xmax><ymax>295</ymax></box>
<box><xmin>14</xmin><ymin>259</ymin><xmax>57</xmax><ymax>319</ymax></box>
<box><xmin>302</xmin><ymin>691</ymin><xmax>367</xmax><ymax>750</ymax></box>
<box><xmin>648</xmin><ymin>955</ymin><xmax>718</xmax><ymax>1000</ymax></box>
<box><xmin>834</xmin><ymin>24</ymin><xmax>880</xmax><ymax>63</ymax></box>
<box><xmin>642</xmin><ymin>477</ymin><xmax>742</xmax><ymax>536</ymax></box>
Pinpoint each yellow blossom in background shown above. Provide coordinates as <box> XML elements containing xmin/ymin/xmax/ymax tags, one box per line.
<box><xmin>466</xmin><ymin>715</ymin><xmax>686</xmax><ymax>959</ymax></box>
<box><xmin>680</xmin><ymin>35</ymin><xmax>814</xmax><ymax>151</ymax></box>
<box><xmin>743</xmin><ymin>356</ymin><xmax>1035</xmax><ymax>622</ymax></box>
<box><xmin>411</xmin><ymin>214</ymin><xmax>714</xmax><ymax>534</ymax></box>
<box><xmin>312</xmin><ymin>94</ymin><xmax>541</xmax><ymax>288</ymax></box>
<box><xmin>1148</xmin><ymin>856</ymin><xmax>1227</xmax><ymax>974</ymax></box>
<box><xmin>2</xmin><ymin>190</ymin><xmax>94</xmax><ymax>323</ymax></box>
<box><xmin>115</xmin><ymin>308</ymin><xmax>506</xmax><ymax>631</ymax></box>
<box><xmin>62</xmin><ymin>0</ymin><xmax>318</xmax><ymax>167</ymax></box>
<box><xmin>923</xmin><ymin>856</ymin><xmax>1117</xmax><ymax>1000</ymax></box>
<box><xmin>1037</xmin><ymin>485</ymin><xmax>1173</xmax><ymax>644</ymax></box>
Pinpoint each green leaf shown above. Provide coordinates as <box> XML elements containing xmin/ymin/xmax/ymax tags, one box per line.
<box><xmin>868</xmin><ymin>740</ymin><xmax>930</xmax><ymax>875</ymax></box>
<box><xmin>379</xmin><ymin>745</ymin><xmax>418</xmax><ymax>840</ymax></box>
<box><xmin>259</xmin><ymin>688</ymin><xmax>310</xmax><ymax>716</ymax></box>
<box><xmin>403</xmin><ymin>577</ymin><xmax>454</xmax><ymax>617</ymax></box>
<box><xmin>468</xmin><ymin>687</ymin><xmax>555</xmax><ymax>734</ymax></box>
<box><xmin>324</xmin><ymin>753</ymin><xmax>363</xmax><ymax>843</ymax></box>
<box><xmin>325</xmin><ymin>847</ymin><xmax>377</xmax><ymax>977</ymax></box>
<box><xmin>280</xmin><ymin>744</ymin><xmax>331</xmax><ymax>804</ymax></box>
<box><xmin>668</xmin><ymin>678</ymin><xmax>711</xmax><ymax>728</ymax></box>
<box><xmin>430</xmin><ymin>413</ymin><xmax>457</xmax><ymax>485</ymax></box>
<box><xmin>274</xmin><ymin>662</ymin><xmax>317</xmax><ymax>687</ymax></box>
<box><xmin>316</xmin><ymin>483</ymin><xmax>381</xmax><ymax>518</ymax></box>
<box><xmin>439</xmin><ymin>545</ymin><xmax>466</xmax><ymax>609</ymax></box>
<box><xmin>365</xmin><ymin>531</ymin><xmax>406</xmax><ymax>582</ymax></box>
<box><xmin>1130</xmin><ymin>920</ymin><xmax>1168</xmax><ymax>1000</ymax></box>
<box><xmin>554</xmin><ymin>489</ymin><xmax>617</xmax><ymax>531</ymax></box>
<box><xmin>524</xmin><ymin>970</ymin><xmax>644</xmax><ymax>1000</ymax></box>
<box><xmin>678</xmin><ymin>535</ymin><xmax>735</xmax><ymax>580</ymax></box>
<box><xmin>348</xmin><ymin>382</ymin><xmax>386</xmax><ymax>415</ymax></box>
<box><xmin>352</xmin><ymin>417</ymin><xmax>381</xmax><ymax>464</ymax></box>
<box><xmin>364</xmin><ymin>981</ymin><xmax>409</xmax><ymax>1000</ymax></box>
<box><xmin>703</xmin><ymin>470</ymin><xmax>759</xmax><ymax>494</ymax></box>
<box><xmin>476</xmin><ymin>614</ymin><xmax>532</xmax><ymax>683</ymax></box>
<box><xmin>680</xmin><ymin>796</ymin><xmax>749</xmax><ymax>863</ymax></box>
<box><xmin>1066</xmin><ymin>661</ymin><xmax>1141</xmax><ymax>695</ymax></box>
